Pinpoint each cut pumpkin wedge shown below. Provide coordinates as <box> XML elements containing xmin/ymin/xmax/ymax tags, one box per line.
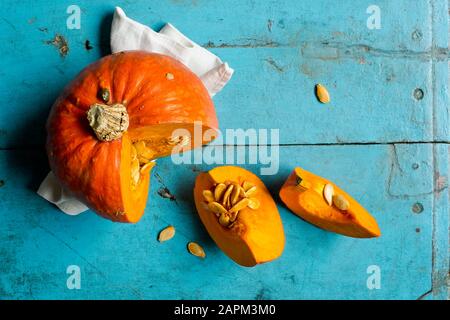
<box><xmin>194</xmin><ymin>166</ymin><xmax>285</xmax><ymax>266</ymax></box>
<box><xmin>279</xmin><ymin>167</ymin><xmax>381</xmax><ymax>238</ymax></box>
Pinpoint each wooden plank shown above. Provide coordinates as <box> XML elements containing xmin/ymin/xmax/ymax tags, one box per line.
<box><xmin>0</xmin><ymin>0</ymin><xmax>447</xmax><ymax>300</ymax></box>
<box><xmin>1</xmin><ymin>144</ymin><xmax>446</xmax><ymax>299</ymax></box>
<box><xmin>0</xmin><ymin>0</ymin><xmax>448</xmax><ymax>147</ymax></box>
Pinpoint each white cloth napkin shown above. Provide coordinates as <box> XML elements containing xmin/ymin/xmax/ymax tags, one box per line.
<box><xmin>37</xmin><ymin>7</ymin><xmax>234</xmax><ymax>215</ymax></box>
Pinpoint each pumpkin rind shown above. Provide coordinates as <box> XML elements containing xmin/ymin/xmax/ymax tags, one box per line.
<box><xmin>46</xmin><ymin>51</ymin><xmax>218</xmax><ymax>222</ymax></box>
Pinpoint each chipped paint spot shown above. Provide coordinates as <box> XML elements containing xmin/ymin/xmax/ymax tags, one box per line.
<box><xmin>45</xmin><ymin>34</ymin><xmax>69</xmax><ymax>57</ymax></box>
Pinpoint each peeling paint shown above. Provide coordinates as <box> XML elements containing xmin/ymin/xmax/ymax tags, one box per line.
<box><xmin>45</xmin><ymin>34</ymin><xmax>68</xmax><ymax>57</ymax></box>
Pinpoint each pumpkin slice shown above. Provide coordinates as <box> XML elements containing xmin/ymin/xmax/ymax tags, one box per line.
<box><xmin>279</xmin><ymin>167</ymin><xmax>381</xmax><ymax>238</ymax></box>
<box><xmin>194</xmin><ymin>166</ymin><xmax>285</xmax><ymax>267</ymax></box>
<box><xmin>47</xmin><ymin>51</ymin><xmax>218</xmax><ymax>222</ymax></box>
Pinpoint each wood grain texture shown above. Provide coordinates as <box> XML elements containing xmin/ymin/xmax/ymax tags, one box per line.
<box><xmin>0</xmin><ymin>0</ymin><xmax>448</xmax><ymax>299</ymax></box>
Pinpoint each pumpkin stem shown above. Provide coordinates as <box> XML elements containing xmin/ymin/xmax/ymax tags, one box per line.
<box><xmin>86</xmin><ymin>103</ymin><xmax>129</xmax><ymax>142</ymax></box>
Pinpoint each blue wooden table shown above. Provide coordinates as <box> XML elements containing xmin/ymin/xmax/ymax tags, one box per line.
<box><xmin>0</xmin><ymin>0</ymin><xmax>448</xmax><ymax>300</ymax></box>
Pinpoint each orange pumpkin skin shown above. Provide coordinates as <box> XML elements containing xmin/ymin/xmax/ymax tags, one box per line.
<box><xmin>279</xmin><ymin>167</ymin><xmax>381</xmax><ymax>238</ymax></box>
<box><xmin>194</xmin><ymin>166</ymin><xmax>285</xmax><ymax>267</ymax></box>
<box><xmin>47</xmin><ymin>51</ymin><xmax>218</xmax><ymax>222</ymax></box>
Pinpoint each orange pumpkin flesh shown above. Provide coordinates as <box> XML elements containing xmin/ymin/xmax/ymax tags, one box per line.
<box><xmin>194</xmin><ymin>166</ymin><xmax>285</xmax><ymax>267</ymax></box>
<box><xmin>47</xmin><ymin>51</ymin><xmax>218</xmax><ymax>222</ymax></box>
<box><xmin>279</xmin><ymin>167</ymin><xmax>381</xmax><ymax>238</ymax></box>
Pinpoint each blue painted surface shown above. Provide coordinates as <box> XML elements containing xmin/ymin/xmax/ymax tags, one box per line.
<box><xmin>0</xmin><ymin>0</ymin><xmax>448</xmax><ymax>299</ymax></box>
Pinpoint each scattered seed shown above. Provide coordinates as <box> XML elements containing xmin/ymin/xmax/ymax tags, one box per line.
<box><xmin>247</xmin><ymin>197</ymin><xmax>260</xmax><ymax>210</ymax></box>
<box><xmin>229</xmin><ymin>198</ymin><xmax>250</xmax><ymax>213</ymax></box>
<box><xmin>323</xmin><ymin>183</ymin><xmax>334</xmax><ymax>206</ymax></box>
<box><xmin>202</xmin><ymin>190</ymin><xmax>215</xmax><ymax>203</ymax></box>
<box><xmin>166</xmin><ymin>72</ymin><xmax>174</xmax><ymax>80</ymax></box>
<box><xmin>208</xmin><ymin>201</ymin><xmax>228</xmax><ymax>216</ymax></box>
<box><xmin>245</xmin><ymin>186</ymin><xmax>257</xmax><ymax>197</ymax></box>
<box><xmin>315</xmin><ymin>84</ymin><xmax>330</xmax><ymax>104</ymax></box>
<box><xmin>214</xmin><ymin>183</ymin><xmax>227</xmax><ymax>202</ymax></box>
<box><xmin>188</xmin><ymin>242</ymin><xmax>205</xmax><ymax>258</ymax></box>
<box><xmin>333</xmin><ymin>194</ymin><xmax>350</xmax><ymax>211</ymax></box>
<box><xmin>158</xmin><ymin>226</ymin><xmax>175</xmax><ymax>242</ymax></box>
<box><xmin>222</xmin><ymin>185</ymin><xmax>234</xmax><ymax>206</ymax></box>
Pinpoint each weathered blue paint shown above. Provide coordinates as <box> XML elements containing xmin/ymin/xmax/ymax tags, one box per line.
<box><xmin>0</xmin><ymin>0</ymin><xmax>448</xmax><ymax>299</ymax></box>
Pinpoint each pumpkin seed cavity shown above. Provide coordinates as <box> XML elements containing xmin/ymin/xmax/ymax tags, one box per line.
<box><xmin>130</xmin><ymin>135</ymin><xmax>189</xmax><ymax>187</ymax></box>
<box><xmin>202</xmin><ymin>180</ymin><xmax>260</xmax><ymax>228</ymax></box>
<box><xmin>130</xmin><ymin>141</ymin><xmax>156</xmax><ymax>188</ymax></box>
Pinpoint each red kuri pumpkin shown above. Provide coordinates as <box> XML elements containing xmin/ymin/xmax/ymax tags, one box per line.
<box><xmin>46</xmin><ymin>51</ymin><xmax>218</xmax><ymax>222</ymax></box>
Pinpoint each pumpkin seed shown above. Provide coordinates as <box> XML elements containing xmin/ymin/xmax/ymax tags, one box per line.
<box><xmin>245</xmin><ymin>186</ymin><xmax>257</xmax><ymax>197</ymax></box>
<box><xmin>131</xmin><ymin>158</ymin><xmax>140</xmax><ymax>185</ymax></box>
<box><xmin>333</xmin><ymin>194</ymin><xmax>350</xmax><ymax>211</ymax></box>
<box><xmin>134</xmin><ymin>141</ymin><xmax>154</xmax><ymax>160</ymax></box>
<box><xmin>229</xmin><ymin>198</ymin><xmax>250</xmax><ymax>213</ymax></box>
<box><xmin>188</xmin><ymin>242</ymin><xmax>205</xmax><ymax>258</ymax></box>
<box><xmin>167</xmin><ymin>135</ymin><xmax>190</xmax><ymax>146</ymax></box>
<box><xmin>219</xmin><ymin>213</ymin><xmax>230</xmax><ymax>226</ymax></box>
<box><xmin>130</xmin><ymin>145</ymin><xmax>137</xmax><ymax>160</ymax></box>
<box><xmin>229</xmin><ymin>210</ymin><xmax>239</xmax><ymax>222</ymax></box>
<box><xmin>323</xmin><ymin>183</ymin><xmax>334</xmax><ymax>206</ymax></box>
<box><xmin>202</xmin><ymin>190</ymin><xmax>215</xmax><ymax>203</ymax></box>
<box><xmin>166</xmin><ymin>72</ymin><xmax>174</xmax><ymax>80</ymax></box>
<box><xmin>138</xmin><ymin>156</ymin><xmax>151</xmax><ymax>165</ymax></box>
<box><xmin>247</xmin><ymin>197</ymin><xmax>260</xmax><ymax>210</ymax></box>
<box><xmin>222</xmin><ymin>185</ymin><xmax>234</xmax><ymax>206</ymax></box>
<box><xmin>208</xmin><ymin>201</ymin><xmax>228</xmax><ymax>216</ymax></box>
<box><xmin>158</xmin><ymin>225</ymin><xmax>175</xmax><ymax>242</ymax></box>
<box><xmin>140</xmin><ymin>161</ymin><xmax>155</xmax><ymax>175</ymax></box>
<box><xmin>214</xmin><ymin>183</ymin><xmax>226</xmax><ymax>201</ymax></box>
<box><xmin>315</xmin><ymin>84</ymin><xmax>330</xmax><ymax>104</ymax></box>
<box><xmin>230</xmin><ymin>186</ymin><xmax>240</xmax><ymax>205</ymax></box>
<box><xmin>242</xmin><ymin>181</ymin><xmax>254</xmax><ymax>191</ymax></box>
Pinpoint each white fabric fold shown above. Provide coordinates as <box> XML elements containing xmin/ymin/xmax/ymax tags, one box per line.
<box><xmin>111</xmin><ymin>7</ymin><xmax>233</xmax><ymax>96</ymax></box>
<box><xmin>37</xmin><ymin>7</ymin><xmax>233</xmax><ymax>215</ymax></box>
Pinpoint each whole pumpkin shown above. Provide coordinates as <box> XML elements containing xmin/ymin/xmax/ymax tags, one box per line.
<box><xmin>46</xmin><ymin>51</ymin><xmax>218</xmax><ymax>222</ymax></box>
